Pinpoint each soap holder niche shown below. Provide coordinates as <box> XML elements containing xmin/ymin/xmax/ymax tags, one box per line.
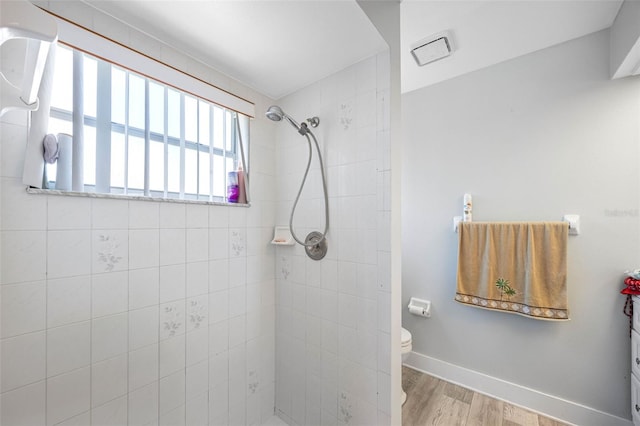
<box><xmin>271</xmin><ymin>226</ymin><xmax>294</xmax><ymax>245</ymax></box>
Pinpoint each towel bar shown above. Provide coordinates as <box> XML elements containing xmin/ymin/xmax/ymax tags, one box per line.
<box><xmin>453</xmin><ymin>215</ymin><xmax>580</xmax><ymax>235</ymax></box>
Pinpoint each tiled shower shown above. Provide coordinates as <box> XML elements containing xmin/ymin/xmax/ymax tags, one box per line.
<box><xmin>0</xmin><ymin>2</ymin><xmax>392</xmax><ymax>426</ymax></box>
<box><xmin>273</xmin><ymin>52</ymin><xmax>391</xmax><ymax>425</ymax></box>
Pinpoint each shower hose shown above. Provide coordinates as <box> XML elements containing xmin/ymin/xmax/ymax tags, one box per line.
<box><xmin>289</xmin><ymin>129</ymin><xmax>329</xmax><ymax>247</ymax></box>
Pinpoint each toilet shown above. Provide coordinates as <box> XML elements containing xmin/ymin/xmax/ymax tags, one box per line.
<box><xmin>401</xmin><ymin>327</ymin><xmax>412</xmax><ymax>405</ymax></box>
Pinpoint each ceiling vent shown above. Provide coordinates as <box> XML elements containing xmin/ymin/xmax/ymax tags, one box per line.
<box><xmin>411</xmin><ymin>31</ymin><xmax>454</xmax><ymax>66</ymax></box>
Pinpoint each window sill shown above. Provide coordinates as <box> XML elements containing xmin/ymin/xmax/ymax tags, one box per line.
<box><xmin>26</xmin><ymin>187</ymin><xmax>250</xmax><ymax>207</ymax></box>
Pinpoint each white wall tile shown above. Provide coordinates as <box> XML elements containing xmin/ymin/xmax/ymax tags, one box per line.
<box><xmin>337</xmin><ymin>326</ymin><xmax>358</xmax><ymax>365</ymax></box>
<box><xmin>246</xmin><ymin>283</ymin><xmax>260</xmax><ymax>313</ymax></box>
<box><xmin>209</xmin><ymin>380</ymin><xmax>229</xmax><ymax>422</ymax></box>
<box><xmin>377</xmin><ymin>331</ymin><xmax>390</xmax><ymax>374</ymax></box>
<box><xmin>209</xmin><ymin>290</ymin><xmax>229</xmax><ymax>324</ymax></box>
<box><xmin>306</xmin><ymin>258</ymin><xmax>322</xmax><ymax>288</ymax></box>
<box><xmin>92</xmin><ymin>313</ymin><xmax>128</xmax><ymax>363</ymax></box>
<box><xmin>159</xmin><ymin>370</ymin><xmax>186</xmax><ymax>415</ymax></box>
<box><xmin>129</xmin><ymin>229</ymin><xmax>159</xmax><ymax>269</ymax></box>
<box><xmin>209</xmin><ymin>228</ymin><xmax>229</xmax><ymax>260</ymax></box>
<box><xmin>129</xmin><ymin>344</ymin><xmax>159</xmax><ymax>391</ymax></box>
<box><xmin>160</xmin><ymin>404</ymin><xmax>185</xmax><ymax>426</ymax></box>
<box><xmin>209</xmin><ymin>350</ymin><xmax>229</xmax><ymax>387</ymax></box>
<box><xmin>1</xmin><ymin>177</ymin><xmax>47</xmax><ymax>230</ymax></box>
<box><xmin>186</xmin><ymin>228</ymin><xmax>208</xmax><ymax>262</ymax></box>
<box><xmin>228</xmin><ymin>342</ymin><xmax>247</xmax><ymax>403</ymax></box>
<box><xmin>228</xmin><ymin>316</ymin><xmax>246</xmax><ymax>349</ymax></box>
<box><xmin>1</xmin><ymin>331</ymin><xmax>46</xmax><ymax>392</ymax></box>
<box><xmin>160</xmin><ymin>203</ymin><xmax>185</xmax><ymax>229</ymax></box>
<box><xmin>92</xmin><ymin>198</ymin><xmax>128</xmax><ymax>229</ymax></box>
<box><xmin>229</xmin><ymin>228</ymin><xmax>246</xmax><ymax>258</ymax></box>
<box><xmin>160</xmin><ymin>228</ymin><xmax>186</xmax><ymax>265</ymax></box>
<box><xmin>357</xmin><ymin>230</ymin><xmax>377</xmax><ymax>265</ymax></box>
<box><xmin>357</xmin><ymin>263</ymin><xmax>377</xmax><ymax>301</ymax></box>
<box><xmin>91</xmin><ymin>396</ymin><xmax>127</xmax><ymax>426</ymax></box>
<box><xmin>129</xmin><ymin>201</ymin><xmax>159</xmax><ymax>229</ymax></box>
<box><xmin>321</xmin><ymin>259</ymin><xmax>338</xmax><ymax>291</ymax></box>
<box><xmin>186</xmin><ymin>204</ymin><xmax>209</xmax><ymax>228</ymax></box>
<box><xmin>186</xmin><ymin>294</ymin><xmax>208</xmax><ymax>333</ymax></box>
<box><xmin>47</xmin><ymin>230</ymin><xmax>91</xmax><ymax>279</ymax></box>
<box><xmin>51</xmin><ymin>410</ymin><xmax>91</xmax><ymax>425</ymax></box>
<box><xmin>377</xmin><ymin>291</ymin><xmax>390</xmax><ymax>334</ymax></box>
<box><xmin>186</xmin><ymin>327</ymin><xmax>209</xmax><ymax>367</ymax></box>
<box><xmin>0</xmin><ymin>380</ymin><xmax>46</xmax><ymax>426</ymax></box>
<box><xmin>159</xmin><ymin>333</ymin><xmax>186</xmax><ymax>378</ymax></box>
<box><xmin>228</xmin><ymin>257</ymin><xmax>246</xmax><ymax>288</ymax></box>
<box><xmin>246</xmin><ymin>228</ymin><xmax>262</xmax><ymax>257</ymax></box>
<box><xmin>357</xmin><ymin>330</ymin><xmax>377</xmax><ymax>371</ymax></box>
<box><xmin>186</xmin><ymin>391</ymin><xmax>209</xmax><ymax>426</ymax></box>
<box><xmin>160</xmin><ymin>264</ymin><xmax>186</xmax><ymax>303</ymax></box>
<box><xmin>321</xmin><ymin>290</ymin><xmax>338</xmax><ymax>322</ymax></box>
<box><xmin>229</xmin><ymin>286</ymin><xmax>246</xmax><ymax>318</ymax></box>
<box><xmin>129</xmin><ymin>267</ymin><xmax>160</xmax><ymax>309</ymax></box>
<box><xmin>357</xmin><ymin>298</ymin><xmax>378</xmax><ymax>335</ymax></box>
<box><xmin>92</xmin><ymin>271</ymin><xmax>128</xmax><ymax>318</ymax></box>
<box><xmin>337</xmin><ymin>261</ymin><xmax>357</xmax><ymax>295</ymax></box>
<box><xmin>47</xmin><ymin>322</ymin><xmax>90</xmax><ymax>377</ymax></box>
<box><xmin>186</xmin><ymin>261</ymin><xmax>208</xmax><ymax>297</ymax></box>
<box><xmin>47</xmin><ymin>196</ymin><xmax>91</xmax><ymax>230</ymax></box>
<box><xmin>209</xmin><ymin>259</ymin><xmax>229</xmax><ymax>292</ymax></box>
<box><xmin>246</xmin><ymin>312</ymin><xmax>260</xmax><ymax>342</ymax></box>
<box><xmin>91</xmin><ymin>353</ymin><xmax>128</xmax><ymax>407</ymax></box>
<box><xmin>1</xmin><ymin>230</ymin><xmax>47</xmax><ymax>284</ymax></box>
<box><xmin>228</xmin><ymin>207</ymin><xmax>246</xmax><ymax>229</ymax></box>
<box><xmin>129</xmin><ymin>306</ymin><xmax>159</xmax><ymax>351</ymax></box>
<box><xmin>160</xmin><ymin>299</ymin><xmax>186</xmax><ymax>339</ymax></box>
<box><xmin>92</xmin><ymin>230</ymin><xmax>129</xmax><ymax>273</ymax></box>
<box><xmin>186</xmin><ymin>359</ymin><xmax>208</xmax><ymax>400</ymax></box>
<box><xmin>209</xmin><ymin>320</ymin><xmax>228</xmax><ymax>355</ymax></box>
<box><xmin>46</xmin><ymin>367</ymin><xmax>90</xmax><ymax>426</ymax></box>
<box><xmin>208</xmin><ymin>205</ymin><xmax>229</xmax><ymax>228</ymax></box>
<box><xmin>292</xmin><ymin>284</ymin><xmax>305</xmax><ymax>312</ymax></box>
<box><xmin>128</xmin><ymin>382</ymin><xmax>159</xmax><ymax>426</ymax></box>
<box><xmin>1</xmin><ymin>281</ymin><xmax>46</xmax><ymax>338</ymax></box>
<box><xmin>47</xmin><ymin>276</ymin><xmax>91</xmax><ymax>328</ymax></box>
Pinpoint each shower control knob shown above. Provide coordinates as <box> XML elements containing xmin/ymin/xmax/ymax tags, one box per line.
<box><xmin>636</xmin><ymin>357</ymin><xmax>639</xmax><ymax>366</ymax></box>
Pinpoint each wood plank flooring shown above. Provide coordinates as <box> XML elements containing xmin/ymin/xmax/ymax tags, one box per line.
<box><xmin>402</xmin><ymin>366</ymin><xmax>570</xmax><ymax>426</ymax></box>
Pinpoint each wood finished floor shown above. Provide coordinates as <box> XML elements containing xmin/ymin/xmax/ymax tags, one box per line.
<box><xmin>402</xmin><ymin>367</ymin><xmax>570</xmax><ymax>426</ymax></box>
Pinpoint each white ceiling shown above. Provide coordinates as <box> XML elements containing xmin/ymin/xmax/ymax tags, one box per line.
<box><xmin>401</xmin><ymin>0</ymin><xmax>624</xmax><ymax>94</ymax></box>
<box><xmin>82</xmin><ymin>0</ymin><xmax>624</xmax><ymax>99</ymax></box>
<box><xmin>83</xmin><ymin>0</ymin><xmax>388</xmax><ymax>100</ymax></box>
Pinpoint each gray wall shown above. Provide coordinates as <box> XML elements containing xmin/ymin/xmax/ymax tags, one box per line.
<box><xmin>402</xmin><ymin>29</ymin><xmax>640</xmax><ymax>419</ymax></box>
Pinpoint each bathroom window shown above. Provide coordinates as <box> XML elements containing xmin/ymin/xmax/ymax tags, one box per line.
<box><xmin>45</xmin><ymin>45</ymin><xmax>248</xmax><ymax>202</ymax></box>
<box><xmin>36</xmin><ymin>15</ymin><xmax>253</xmax><ymax>203</ymax></box>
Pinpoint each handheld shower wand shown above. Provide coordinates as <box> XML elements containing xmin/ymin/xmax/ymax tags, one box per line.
<box><xmin>266</xmin><ymin>105</ymin><xmax>328</xmax><ymax>260</ymax></box>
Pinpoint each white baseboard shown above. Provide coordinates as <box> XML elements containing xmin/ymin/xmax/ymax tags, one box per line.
<box><xmin>405</xmin><ymin>351</ymin><xmax>632</xmax><ymax>426</ymax></box>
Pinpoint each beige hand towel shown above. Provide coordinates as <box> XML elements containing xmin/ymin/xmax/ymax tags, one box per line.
<box><xmin>455</xmin><ymin>222</ymin><xmax>569</xmax><ymax>320</ymax></box>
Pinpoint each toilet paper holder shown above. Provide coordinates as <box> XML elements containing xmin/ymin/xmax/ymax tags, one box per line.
<box><xmin>408</xmin><ymin>297</ymin><xmax>431</xmax><ymax>317</ymax></box>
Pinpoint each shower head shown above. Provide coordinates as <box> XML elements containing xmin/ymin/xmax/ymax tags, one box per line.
<box><xmin>265</xmin><ymin>105</ymin><xmax>285</xmax><ymax>122</ymax></box>
<box><xmin>265</xmin><ymin>105</ymin><xmax>311</xmax><ymax>135</ymax></box>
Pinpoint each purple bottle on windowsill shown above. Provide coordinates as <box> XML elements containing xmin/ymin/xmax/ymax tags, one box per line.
<box><xmin>227</xmin><ymin>171</ymin><xmax>239</xmax><ymax>203</ymax></box>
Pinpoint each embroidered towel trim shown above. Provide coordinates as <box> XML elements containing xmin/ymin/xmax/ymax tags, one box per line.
<box><xmin>455</xmin><ymin>222</ymin><xmax>569</xmax><ymax>321</ymax></box>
